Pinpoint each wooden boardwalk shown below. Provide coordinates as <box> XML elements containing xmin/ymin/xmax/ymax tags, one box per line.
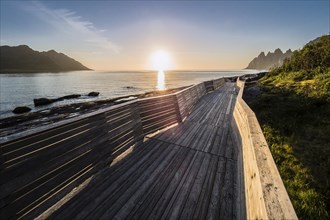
<box><xmin>49</xmin><ymin>82</ymin><xmax>243</xmax><ymax>219</ymax></box>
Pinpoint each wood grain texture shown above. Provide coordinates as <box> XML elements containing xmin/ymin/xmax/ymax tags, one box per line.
<box><xmin>1</xmin><ymin>79</ymin><xmax>242</xmax><ymax>220</ymax></box>
<box><xmin>48</xmin><ymin>82</ymin><xmax>243</xmax><ymax>220</ymax></box>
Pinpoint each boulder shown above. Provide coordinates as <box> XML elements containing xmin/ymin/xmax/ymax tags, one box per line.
<box><xmin>60</xmin><ymin>94</ymin><xmax>81</xmax><ymax>100</ymax></box>
<box><xmin>34</xmin><ymin>94</ymin><xmax>81</xmax><ymax>106</ymax></box>
<box><xmin>34</xmin><ymin>98</ymin><xmax>54</xmax><ymax>106</ymax></box>
<box><xmin>88</xmin><ymin>92</ymin><xmax>99</xmax><ymax>97</ymax></box>
<box><xmin>13</xmin><ymin>106</ymin><xmax>31</xmax><ymax>114</ymax></box>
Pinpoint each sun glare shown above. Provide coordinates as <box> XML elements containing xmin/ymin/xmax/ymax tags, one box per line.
<box><xmin>150</xmin><ymin>50</ymin><xmax>173</xmax><ymax>71</ymax></box>
<box><xmin>157</xmin><ymin>70</ymin><xmax>166</xmax><ymax>90</ymax></box>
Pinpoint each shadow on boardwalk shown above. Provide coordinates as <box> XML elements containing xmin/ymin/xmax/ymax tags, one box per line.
<box><xmin>47</xmin><ymin>83</ymin><xmax>245</xmax><ymax>219</ymax></box>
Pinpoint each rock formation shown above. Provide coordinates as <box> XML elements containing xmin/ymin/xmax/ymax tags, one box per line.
<box><xmin>12</xmin><ymin>106</ymin><xmax>32</xmax><ymax>114</ymax></box>
<box><xmin>34</xmin><ymin>94</ymin><xmax>81</xmax><ymax>106</ymax></box>
<box><xmin>88</xmin><ymin>92</ymin><xmax>100</xmax><ymax>97</ymax></box>
<box><xmin>246</xmin><ymin>48</ymin><xmax>293</xmax><ymax>70</ymax></box>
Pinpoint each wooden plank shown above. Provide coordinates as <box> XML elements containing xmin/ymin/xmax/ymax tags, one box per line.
<box><xmin>142</xmin><ymin>114</ymin><xmax>178</xmax><ymax>127</ymax></box>
<box><xmin>140</xmin><ymin>108</ymin><xmax>177</xmax><ymax>122</ymax></box>
<box><xmin>142</xmin><ymin>115</ymin><xmax>178</xmax><ymax>134</ymax></box>
<box><xmin>103</xmin><ymin>102</ymin><xmax>138</xmax><ymax>120</ymax></box>
<box><xmin>201</xmin><ymin>125</ymin><xmax>219</xmax><ymax>153</ymax></box>
<box><xmin>1</xmin><ymin>152</ymin><xmax>95</xmax><ymax>218</ymax></box>
<box><xmin>204</xmin><ymin>157</ymin><xmax>226</xmax><ymax>220</ymax></box>
<box><xmin>107</xmin><ymin>118</ymin><xmax>140</xmax><ymax>138</ymax></box>
<box><xmin>137</xmin><ymin>98</ymin><xmax>175</xmax><ymax>110</ymax></box>
<box><xmin>194</xmin><ymin>156</ymin><xmax>223</xmax><ymax>220</ymax></box>
<box><xmin>225</xmin><ymin>128</ymin><xmax>235</xmax><ymax>160</ymax></box>
<box><xmin>102</xmin><ymin>144</ymin><xmax>181</xmax><ymax>219</ymax></box>
<box><xmin>2</xmin><ymin>128</ymin><xmax>90</xmax><ymax>169</ymax></box>
<box><xmin>139</xmin><ymin>103</ymin><xmax>176</xmax><ymax>117</ymax></box>
<box><xmin>106</xmin><ymin>111</ymin><xmax>133</xmax><ymax>125</ymax></box>
<box><xmin>0</xmin><ymin>117</ymin><xmax>93</xmax><ymax>153</ymax></box>
<box><xmin>2</xmin><ymin>117</ymin><xmax>106</xmax><ymax>168</ymax></box>
<box><xmin>138</xmin><ymin>102</ymin><xmax>176</xmax><ymax>115</ymax></box>
<box><xmin>195</xmin><ymin>125</ymin><xmax>216</xmax><ymax>152</ymax></box>
<box><xmin>137</xmin><ymin>94</ymin><xmax>175</xmax><ymax>103</ymax></box>
<box><xmin>12</xmin><ymin>165</ymin><xmax>95</xmax><ymax>220</ymax></box>
<box><xmin>104</xmin><ymin>108</ymin><xmax>131</xmax><ymax>120</ymax></box>
<box><xmin>217</xmin><ymin>126</ymin><xmax>230</xmax><ymax>157</ymax></box>
<box><xmin>178</xmin><ymin>123</ymin><xmax>204</xmax><ymax>148</ymax></box>
<box><xmin>1</xmin><ymin>125</ymin><xmax>123</xmax><ymax>219</ymax></box>
<box><xmin>150</xmin><ymin>122</ymin><xmax>186</xmax><ymax>144</ymax></box>
<box><xmin>0</xmin><ymin>127</ymin><xmax>108</xmax><ymax>200</ymax></box>
<box><xmin>84</xmin><ymin>142</ymin><xmax>173</xmax><ymax>219</ymax></box>
<box><xmin>210</xmin><ymin>128</ymin><xmax>224</xmax><ymax>155</ymax></box>
<box><xmin>155</xmin><ymin>122</ymin><xmax>191</xmax><ymax>146</ymax></box>
<box><xmin>179</xmin><ymin>153</ymin><xmax>212</xmax><ymax>219</ymax></box>
<box><xmin>220</xmin><ymin>159</ymin><xmax>235</xmax><ymax>219</ymax></box>
<box><xmin>163</xmin><ymin>151</ymin><xmax>205</xmax><ymax>220</ymax></box>
<box><xmin>111</xmin><ymin>136</ymin><xmax>136</xmax><ymax>158</ymax></box>
<box><xmin>146</xmin><ymin>150</ymin><xmax>198</xmax><ymax>220</ymax></box>
<box><xmin>176</xmin><ymin>93</ymin><xmax>188</xmax><ymax>119</ymax></box>
<box><xmin>51</xmin><ymin>139</ymin><xmax>159</xmax><ymax>219</ymax></box>
<box><xmin>125</xmin><ymin>146</ymin><xmax>190</xmax><ymax>219</ymax></box>
<box><xmin>0</xmin><ymin>121</ymin><xmax>109</xmax><ymax>188</ymax></box>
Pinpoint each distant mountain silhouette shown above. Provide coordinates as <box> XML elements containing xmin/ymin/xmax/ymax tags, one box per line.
<box><xmin>0</xmin><ymin>45</ymin><xmax>91</xmax><ymax>73</ymax></box>
<box><xmin>246</xmin><ymin>48</ymin><xmax>293</xmax><ymax>70</ymax></box>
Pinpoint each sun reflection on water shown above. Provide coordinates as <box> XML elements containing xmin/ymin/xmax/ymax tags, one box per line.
<box><xmin>157</xmin><ymin>70</ymin><xmax>166</xmax><ymax>90</ymax></box>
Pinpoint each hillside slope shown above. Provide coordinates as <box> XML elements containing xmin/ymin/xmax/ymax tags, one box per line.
<box><xmin>0</xmin><ymin>45</ymin><xmax>90</xmax><ymax>73</ymax></box>
<box><xmin>245</xmin><ymin>35</ymin><xmax>330</xmax><ymax>219</ymax></box>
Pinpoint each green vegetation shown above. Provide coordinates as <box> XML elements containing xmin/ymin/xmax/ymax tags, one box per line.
<box><xmin>246</xmin><ymin>35</ymin><xmax>330</xmax><ymax>219</ymax></box>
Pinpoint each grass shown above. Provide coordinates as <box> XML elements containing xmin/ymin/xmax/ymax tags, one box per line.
<box><xmin>245</xmin><ymin>82</ymin><xmax>330</xmax><ymax>219</ymax></box>
<box><xmin>262</xmin><ymin>68</ymin><xmax>330</xmax><ymax>101</ymax></box>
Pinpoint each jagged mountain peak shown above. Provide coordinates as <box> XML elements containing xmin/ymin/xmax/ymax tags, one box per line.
<box><xmin>258</xmin><ymin>52</ymin><xmax>266</xmax><ymax>58</ymax></box>
<box><xmin>286</xmin><ymin>49</ymin><xmax>292</xmax><ymax>53</ymax></box>
<box><xmin>274</xmin><ymin>48</ymin><xmax>283</xmax><ymax>54</ymax></box>
<box><xmin>246</xmin><ymin>48</ymin><xmax>293</xmax><ymax>70</ymax></box>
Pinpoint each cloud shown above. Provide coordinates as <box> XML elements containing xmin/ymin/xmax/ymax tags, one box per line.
<box><xmin>26</xmin><ymin>1</ymin><xmax>121</xmax><ymax>52</ymax></box>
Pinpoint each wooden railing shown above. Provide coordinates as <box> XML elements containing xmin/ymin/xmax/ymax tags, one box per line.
<box><xmin>0</xmin><ymin>77</ymin><xmax>225</xmax><ymax>219</ymax></box>
<box><xmin>0</xmin><ymin>101</ymin><xmax>144</xmax><ymax>219</ymax></box>
<box><xmin>232</xmin><ymin>79</ymin><xmax>298</xmax><ymax>219</ymax></box>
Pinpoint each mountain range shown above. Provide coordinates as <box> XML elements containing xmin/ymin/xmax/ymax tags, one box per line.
<box><xmin>246</xmin><ymin>48</ymin><xmax>293</xmax><ymax>70</ymax></box>
<box><xmin>0</xmin><ymin>45</ymin><xmax>90</xmax><ymax>73</ymax></box>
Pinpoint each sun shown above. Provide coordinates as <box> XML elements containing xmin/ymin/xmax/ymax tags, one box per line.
<box><xmin>149</xmin><ymin>50</ymin><xmax>173</xmax><ymax>71</ymax></box>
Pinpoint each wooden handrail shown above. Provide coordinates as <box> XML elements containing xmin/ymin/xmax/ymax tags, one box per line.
<box><xmin>232</xmin><ymin>79</ymin><xmax>298</xmax><ymax>219</ymax></box>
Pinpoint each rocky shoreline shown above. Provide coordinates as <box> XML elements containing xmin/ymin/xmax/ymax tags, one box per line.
<box><xmin>0</xmin><ymin>86</ymin><xmax>188</xmax><ymax>137</ymax></box>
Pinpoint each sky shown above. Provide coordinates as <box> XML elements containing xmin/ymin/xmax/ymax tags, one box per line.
<box><xmin>0</xmin><ymin>0</ymin><xmax>329</xmax><ymax>71</ymax></box>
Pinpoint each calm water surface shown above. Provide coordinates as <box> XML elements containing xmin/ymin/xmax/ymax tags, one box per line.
<box><xmin>0</xmin><ymin>70</ymin><xmax>257</xmax><ymax>118</ymax></box>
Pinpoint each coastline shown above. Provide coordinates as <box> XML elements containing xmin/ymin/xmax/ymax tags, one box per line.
<box><xmin>0</xmin><ymin>86</ymin><xmax>188</xmax><ymax>138</ymax></box>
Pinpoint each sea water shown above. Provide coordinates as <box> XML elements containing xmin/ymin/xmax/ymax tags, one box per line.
<box><xmin>0</xmin><ymin>70</ymin><xmax>257</xmax><ymax>118</ymax></box>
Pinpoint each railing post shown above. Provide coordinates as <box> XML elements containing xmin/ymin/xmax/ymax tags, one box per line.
<box><xmin>130</xmin><ymin>101</ymin><xmax>144</xmax><ymax>144</ymax></box>
<box><xmin>172</xmin><ymin>94</ymin><xmax>183</xmax><ymax>123</ymax></box>
<box><xmin>204</xmin><ymin>80</ymin><xmax>214</xmax><ymax>92</ymax></box>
